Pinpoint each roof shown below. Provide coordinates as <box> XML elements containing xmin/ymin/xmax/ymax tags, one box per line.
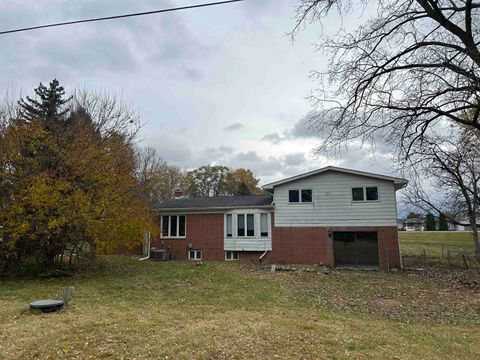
<box><xmin>262</xmin><ymin>166</ymin><xmax>408</xmax><ymax>191</ymax></box>
<box><xmin>154</xmin><ymin>194</ymin><xmax>273</xmax><ymax>211</ymax></box>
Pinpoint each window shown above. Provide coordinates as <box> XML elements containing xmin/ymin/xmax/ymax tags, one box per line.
<box><xmin>226</xmin><ymin>214</ymin><xmax>233</xmax><ymax>237</ymax></box>
<box><xmin>260</xmin><ymin>213</ymin><xmax>269</xmax><ymax>237</ymax></box>
<box><xmin>225</xmin><ymin>251</ymin><xmax>239</xmax><ymax>260</ymax></box>
<box><xmin>237</xmin><ymin>214</ymin><xmax>245</xmax><ymax>236</ymax></box>
<box><xmin>352</xmin><ymin>188</ymin><xmax>364</xmax><ymax>201</ymax></box>
<box><xmin>246</xmin><ymin>214</ymin><xmax>255</xmax><ymax>236</ymax></box>
<box><xmin>289</xmin><ymin>189</ymin><xmax>313</xmax><ymax>203</ymax></box>
<box><xmin>352</xmin><ymin>187</ymin><xmax>379</xmax><ymax>202</ymax></box>
<box><xmin>289</xmin><ymin>190</ymin><xmax>300</xmax><ymax>202</ymax></box>
<box><xmin>179</xmin><ymin>216</ymin><xmax>186</xmax><ymax>236</ymax></box>
<box><xmin>170</xmin><ymin>216</ymin><xmax>177</xmax><ymax>237</ymax></box>
<box><xmin>366</xmin><ymin>187</ymin><xmax>378</xmax><ymax>201</ymax></box>
<box><xmin>188</xmin><ymin>250</ymin><xmax>202</xmax><ymax>260</ymax></box>
<box><xmin>161</xmin><ymin>215</ymin><xmax>186</xmax><ymax>238</ymax></box>
<box><xmin>301</xmin><ymin>189</ymin><xmax>312</xmax><ymax>202</ymax></box>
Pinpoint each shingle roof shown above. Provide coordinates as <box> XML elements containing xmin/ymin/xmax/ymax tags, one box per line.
<box><xmin>154</xmin><ymin>194</ymin><xmax>273</xmax><ymax>211</ymax></box>
<box><xmin>262</xmin><ymin>166</ymin><xmax>408</xmax><ymax>191</ymax></box>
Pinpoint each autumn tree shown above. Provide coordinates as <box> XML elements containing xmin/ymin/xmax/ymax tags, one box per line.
<box><xmin>184</xmin><ymin>165</ymin><xmax>231</xmax><ymax>197</ymax></box>
<box><xmin>226</xmin><ymin>168</ymin><xmax>263</xmax><ymax>196</ymax></box>
<box><xmin>293</xmin><ymin>0</ymin><xmax>480</xmax><ymax>157</ymax></box>
<box><xmin>183</xmin><ymin>165</ymin><xmax>263</xmax><ymax>197</ymax></box>
<box><xmin>0</xmin><ymin>81</ymin><xmax>155</xmax><ymax>271</ymax></box>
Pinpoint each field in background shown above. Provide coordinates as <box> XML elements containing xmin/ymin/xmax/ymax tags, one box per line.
<box><xmin>399</xmin><ymin>231</ymin><xmax>474</xmax><ymax>256</ymax></box>
<box><xmin>1</xmin><ymin>256</ymin><xmax>479</xmax><ymax>359</ymax></box>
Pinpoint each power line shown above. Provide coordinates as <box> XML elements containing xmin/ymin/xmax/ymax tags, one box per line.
<box><xmin>0</xmin><ymin>0</ymin><xmax>245</xmax><ymax>36</ymax></box>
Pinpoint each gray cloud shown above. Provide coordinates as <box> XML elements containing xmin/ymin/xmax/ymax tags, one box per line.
<box><xmin>223</xmin><ymin>123</ymin><xmax>244</xmax><ymax>131</ymax></box>
<box><xmin>284</xmin><ymin>153</ymin><xmax>307</xmax><ymax>166</ymax></box>
<box><xmin>261</xmin><ymin>132</ymin><xmax>283</xmax><ymax>144</ymax></box>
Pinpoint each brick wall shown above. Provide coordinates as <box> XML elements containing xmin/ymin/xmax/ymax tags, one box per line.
<box><xmin>271</xmin><ymin>224</ymin><xmax>400</xmax><ymax>270</ymax></box>
<box><xmin>149</xmin><ymin>211</ymin><xmax>401</xmax><ymax>270</ymax></box>
<box><xmin>151</xmin><ymin>213</ymin><xmax>224</xmax><ymax>260</ymax></box>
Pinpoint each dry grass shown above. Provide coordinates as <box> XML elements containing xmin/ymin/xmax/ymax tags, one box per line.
<box><xmin>1</xmin><ymin>256</ymin><xmax>479</xmax><ymax>359</ymax></box>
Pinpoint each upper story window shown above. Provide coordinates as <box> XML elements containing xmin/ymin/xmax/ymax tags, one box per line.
<box><xmin>161</xmin><ymin>215</ymin><xmax>186</xmax><ymax>238</ymax></box>
<box><xmin>289</xmin><ymin>189</ymin><xmax>313</xmax><ymax>203</ymax></box>
<box><xmin>352</xmin><ymin>187</ymin><xmax>379</xmax><ymax>202</ymax></box>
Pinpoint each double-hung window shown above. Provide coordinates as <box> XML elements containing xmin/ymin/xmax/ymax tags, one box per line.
<box><xmin>161</xmin><ymin>215</ymin><xmax>186</xmax><ymax>238</ymax></box>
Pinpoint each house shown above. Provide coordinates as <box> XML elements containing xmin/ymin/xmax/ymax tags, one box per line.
<box><xmin>152</xmin><ymin>166</ymin><xmax>408</xmax><ymax>270</ymax></box>
<box><xmin>404</xmin><ymin>217</ymin><xmax>424</xmax><ymax>231</ymax></box>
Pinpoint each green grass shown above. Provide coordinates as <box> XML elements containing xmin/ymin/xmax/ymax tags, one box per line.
<box><xmin>1</xmin><ymin>256</ymin><xmax>479</xmax><ymax>359</ymax></box>
<box><xmin>399</xmin><ymin>231</ymin><xmax>475</xmax><ymax>256</ymax></box>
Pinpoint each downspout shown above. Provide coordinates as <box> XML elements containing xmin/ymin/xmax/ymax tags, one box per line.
<box><xmin>259</xmin><ymin>250</ymin><xmax>269</xmax><ymax>261</ymax></box>
<box><xmin>259</xmin><ymin>197</ymin><xmax>274</xmax><ymax>262</ymax></box>
<box><xmin>139</xmin><ymin>231</ymin><xmax>151</xmax><ymax>261</ymax></box>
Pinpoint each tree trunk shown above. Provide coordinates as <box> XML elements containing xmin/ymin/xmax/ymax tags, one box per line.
<box><xmin>470</xmin><ymin>219</ymin><xmax>480</xmax><ymax>256</ymax></box>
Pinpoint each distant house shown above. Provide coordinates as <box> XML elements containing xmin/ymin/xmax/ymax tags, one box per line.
<box><xmin>456</xmin><ymin>219</ymin><xmax>480</xmax><ymax>231</ymax></box>
<box><xmin>404</xmin><ymin>217</ymin><xmax>424</xmax><ymax>231</ymax></box>
<box><xmin>152</xmin><ymin>166</ymin><xmax>408</xmax><ymax>270</ymax></box>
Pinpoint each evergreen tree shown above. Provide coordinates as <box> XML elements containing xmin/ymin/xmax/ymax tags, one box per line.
<box><xmin>425</xmin><ymin>213</ymin><xmax>436</xmax><ymax>231</ymax></box>
<box><xmin>439</xmin><ymin>213</ymin><xmax>449</xmax><ymax>231</ymax></box>
<box><xmin>18</xmin><ymin>79</ymin><xmax>72</xmax><ymax>127</ymax></box>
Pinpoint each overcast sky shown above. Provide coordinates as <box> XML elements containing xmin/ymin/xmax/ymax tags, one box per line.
<box><xmin>0</xmin><ymin>0</ymin><xmax>399</xmax><ymax>187</ymax></box>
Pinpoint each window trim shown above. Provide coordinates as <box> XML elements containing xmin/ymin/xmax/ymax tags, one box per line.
<box><xmin>225</xmin><ymin>251</ymin><xmax>239</xmax><ymax>261</ymax></box>
<box><xmin>351</xmin><ymin>186</ymin><xmax>380</xmax><ymax>203</ymax></box>
<box><xmin>288</xmin><ymin>188</ymin><xmax>313</xmax><ymax>204</ymax></box>
<box><xmin>188</xmin><ymin>249</ymin><xmax>202</xmax><ymax>260</ymax></box>
<box><xmin>161</xmin><ymin>215</ymin><xmax>187</xmax><ymax>238</ymax></box>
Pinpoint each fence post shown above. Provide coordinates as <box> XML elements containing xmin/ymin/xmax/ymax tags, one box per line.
<box><xmin>384</xmin><ymin>248</ymin><xmax>390</xmax><ymax>272</ymax></box>
<box><xmin>442</xmin><ymin>244</ymin><xmax>445</xmax><ymax>259</ymax></box>
<box><xmin>462</xmin><ymin>254</ymin><xmax>469</xmax><ymax>270</ymax></box>
<box><xmin>423</xmin><ymin>248</ymin><xmax>428</xmax><ymax>274</ymax></box>
<box><xmin>447</xmin><ymin>250</ymin><xmax>451</xmax><ymax>269</ymax></box>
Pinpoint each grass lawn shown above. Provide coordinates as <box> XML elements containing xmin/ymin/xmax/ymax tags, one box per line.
<box><xmin>399</xmin><ymin>231</ymin><xmax>475</xmax><ymax>256</ymax></box>
<box><xmin>1</xmin><ymin>256</ymin><xmax>479</xmax><ymax>359</ymax></box>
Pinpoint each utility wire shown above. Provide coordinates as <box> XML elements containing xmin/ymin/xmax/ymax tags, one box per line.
<box><xmin>0</xmin><ymin>0</ymin><xmax>244</xmax><ymax>36</ymax></box>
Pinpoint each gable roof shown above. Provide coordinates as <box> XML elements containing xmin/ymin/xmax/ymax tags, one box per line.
<box><xmin>262</xmin><ymin>166</ymin><xmax>408</xmax><ymax>191</ymax></box>
<box><xmin>154</xmin><ymin>194</ymin><xmax>273</xmax><ymax>211</ymax></box>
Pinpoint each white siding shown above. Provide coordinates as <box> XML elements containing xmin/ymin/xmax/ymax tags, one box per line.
<box><xmin>273</xmin><ymin>171</ymin><xmax>397</xmax><ymax>227</ymax></box>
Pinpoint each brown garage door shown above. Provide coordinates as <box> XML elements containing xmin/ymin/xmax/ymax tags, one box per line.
<box><xmin>333</xmin><ymin>232</ymin><xmax>379</xmax><ymax>267</ymax></box>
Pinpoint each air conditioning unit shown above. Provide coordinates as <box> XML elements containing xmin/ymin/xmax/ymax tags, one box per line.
<box><xmin>150</xmin><ymin>248</ymin><xmax>168</xmax><ymax>261</ymax></box>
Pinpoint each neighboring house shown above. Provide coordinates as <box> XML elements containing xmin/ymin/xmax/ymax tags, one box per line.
<box><xmin>404</xmin><ymin>218</ymin><xmax>424</xmax><ymax>231</ymax></box>
<box><xmin>456</xmin><ymin>219</ymin><xmax>480</xmax><ymax>231</ymax></box>
<box><xmin>152</xmin><ymin>166</ymin><xmax>408</xmax><ymax>270</ymax></box>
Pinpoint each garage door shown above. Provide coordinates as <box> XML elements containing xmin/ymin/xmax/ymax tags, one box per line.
<box><xmin>333</xmin><ymin>232</ymin><xmax>379</xmax><ymax>267</ymax></box>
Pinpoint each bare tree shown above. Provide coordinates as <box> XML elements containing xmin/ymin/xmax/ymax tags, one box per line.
<box><xmin>72</xmin><ymin>89</ymin><xmax>141</xmax><ymax>145</ymax></box>
<box><xmin>134</xmin><ymin>147</ymin><xmax>184</xmax><ymax>206</ymax></box>
<box><xmin>403</xmin><ymin>127</ymin><xmax>480</xmax><ymax>254</ymax></box>
<box><xmin>293</xmin><ymin>0</ymin><xmax>480</xmax><ymax>157</ymax></box>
